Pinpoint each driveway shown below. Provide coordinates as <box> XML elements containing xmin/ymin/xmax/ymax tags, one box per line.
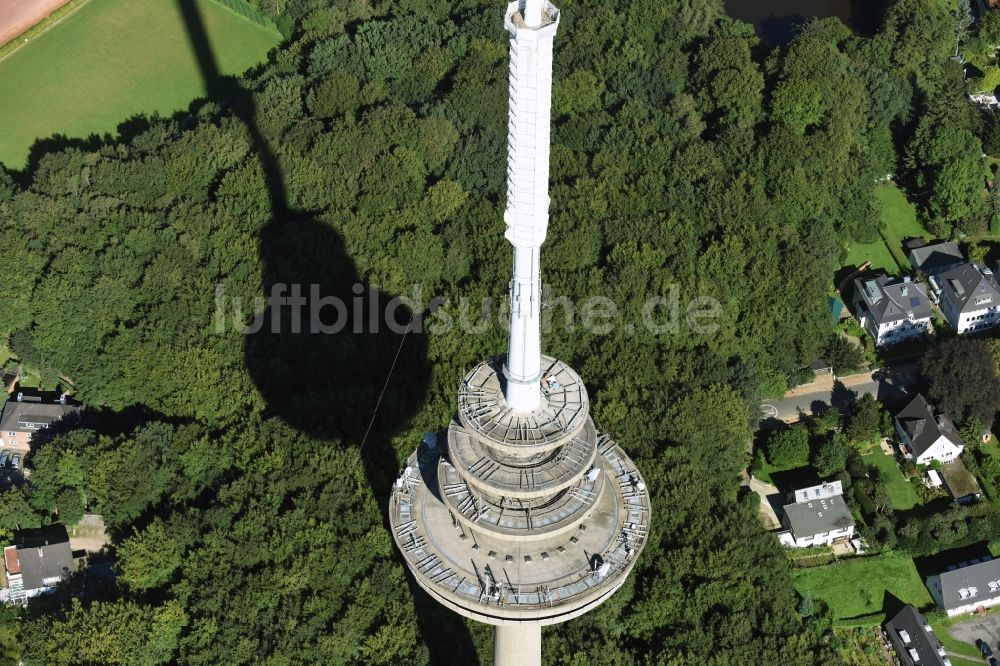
<box><xmin>948</xmin><ymin>613</ymin><xmax>1000</xmax><ymax>657</ymax></box>
<box><xmin>747</xmin><ymin>475</ymin><xmax>782</xmax><ymax>530</ymax></box>
<box><xmin>761</xmin><ymin>361</ymin><xmax>920</xmax><ymax>422</ymax></box>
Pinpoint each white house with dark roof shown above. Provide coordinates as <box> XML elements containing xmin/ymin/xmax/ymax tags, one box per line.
<box><xmin>852</xmin><ymin>274</ymin><xmax>932</xmax><ymax>347</ymax></box>
<box><xmin>792</xmin><ymin>480</ymin><xmax>842</xmax><ymax>504</ymax></box>
<box><xmin>894</xmin><ymin>394</ymin><xmax>963</xmax><ymax>465</ymax></box>
<box><xmin>2</xmin><ymin>525</ymin><xmax>74</xmax><ymax>605</ymax></box>
<box><xmin>883</xmin><ymin>604</ymin><xmax>951</xmax><ymax>666</ymax></box>
<box><xmin>927</xmin><ymin>556</ymin><xmax>1000</xmax><ymax>617</ymax></box>
<box><xmin>777</xmin><ymin>492</ymin><xmax>855</xmax><ymax>548</ymax></box>
<box><xmin>936</xmin><ymin>263</ymin><xmax>1000</xmax><ymax>334</ymax></box>
<box><xmin>908</xmin><ymin>240</ymin><xmax>965</xmax><ymax>277</ymax></box>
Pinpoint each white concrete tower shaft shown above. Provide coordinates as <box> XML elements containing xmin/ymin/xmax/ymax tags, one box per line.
<box><xmin>495</xmin><ymin>624</ymin><xmax>542</xmax><ymax>666</ymax></box>
<box><xmin>502</xmin><ymin>0</ymin><xmax>559</xmax><ymax>413</ymax></box>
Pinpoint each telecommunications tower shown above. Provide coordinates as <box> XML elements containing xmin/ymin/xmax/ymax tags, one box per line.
<box><xmin>389</xmin><ymin>1</ymin><xmax>651</xmax><ymax>663</ymax></box>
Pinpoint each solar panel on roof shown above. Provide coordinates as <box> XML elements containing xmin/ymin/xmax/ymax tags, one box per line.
<box><xmin>910</xmin><ymin>297</ymin><xmax>920</xmax><ymax>306</ymax></box>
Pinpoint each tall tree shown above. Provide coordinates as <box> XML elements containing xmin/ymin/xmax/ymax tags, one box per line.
<box><xmin>768</xmin><ymin>426</ymin><xmax>811</xmax><ymax>468</ymax></box>
<box><xmin>922</xmin><ymin>337</ymin><xmax>1000</xmax><ymax>425</ymax></box>
<box><xmin>954</xmin><ymin>0</ymin><xmax>974</xmax><ymax>56</ymax></box>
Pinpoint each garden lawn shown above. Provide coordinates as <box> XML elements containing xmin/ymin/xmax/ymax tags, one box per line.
<box><xmin>0</xmin><ymin>0</ymin><xmax>281</xmax><ymax>168</ymax></box>
<box><xmin>981</xmin><ymin>447</ymin><xmax>1000</xmax><ymax>502</ymax></box>
<box><xmin>793</xmin><ymin>554</ymin><xmax>932</xmax><ymax>621</ymax></box>
<box><xmin>947</xmin><ymin>657</ymin><xmax>990</xmax><ymax>666</ymax></box>
<box><xmin>842</xmin><ymin>184</ymin><xmax>928</xmax><ymax>274</ymax></box>
<box><xmin>753</xmin><ymin>457</ymin><xmax>815</xmax><ymax>488</ymax></box>
<box><xmin>863</xmin><ymin>452</ymin><xmax>919</xmax><ymax>510</ymax></box>
<box><xmin>843</xmin><ymin>237</ymin><xmax>899</xmax><ymax>275</ymax></box>
<box><xmin>754</xmin><ymin>459</ymin><xmax>783</xmax><ymax>486</ymax></box>
<box><xmin>876</xmin><ymin>184</ymin><xmax>928</xmax><ymax>261</ymax></box>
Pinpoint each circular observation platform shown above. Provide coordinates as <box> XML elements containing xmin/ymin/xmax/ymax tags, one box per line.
<box><xmin>437</xmin><ymin>454</ymin><xmax>603</xmax><ymax>541</ymax></box>
<box><xmin>447</xmin><ymin>417</ymin><xmax>598</xmax><ymax>500</ymax></box>
<box><xmin>457</xmin><ymin>355</ymin><xmax>589</xmax><ymax>455</ymax></box>
<box><xmin>389</xmin><ymin>432</ymin><xmax>651</xmax><ymax>625</ymax></box>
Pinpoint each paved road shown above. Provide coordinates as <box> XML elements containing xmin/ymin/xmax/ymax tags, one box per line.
<box><xmin>948</xmin><ymin>613</ymin><xmax>1000</xmax><ymax>658</ymax></box>
<box><xmin>762</xmin><ymin>362</ymin><xmax>920</xmax><ymax>422</ymax></box>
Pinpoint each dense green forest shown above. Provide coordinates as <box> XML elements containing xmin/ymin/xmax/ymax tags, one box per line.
<box><xmin>0</xmin><ymin>0</ymin><xmax>993</xmax><ymax>663</ymax></box>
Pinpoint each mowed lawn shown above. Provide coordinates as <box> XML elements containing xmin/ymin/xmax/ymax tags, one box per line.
<box><xmin>0</xmin><ymin>0</ymin><xmax>281</xmax><ymax>168</ymax></box>
<box><xmin>843</xmin><ymin>184</ymin><xmax>929</xmax><ymax>274</ymax></box>
<box><xmin>793</xmin><ymin>554</ymin><xmax>932</xmax><ymax>621</ymax></box>
<box><xmin>843</xmin><ymin>234</ymin><xmax>899</xmax><ymax>275</ymax></box>
<box><xmin>863</xmin><ymin>452</ymin><xmax>920</xmax><ymax>510</ymax></box>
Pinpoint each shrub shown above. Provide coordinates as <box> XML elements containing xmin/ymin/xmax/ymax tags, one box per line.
<box><xmin>768</xmin><ymin>426</ymin><xmax>810</xmax><ymax>468</ymax></box>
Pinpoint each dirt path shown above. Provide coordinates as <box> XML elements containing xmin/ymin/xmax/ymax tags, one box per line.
<box><xmin>68</xmin><ymin>513</ymin><xmax>108</xmax><ymax>554</ymax></box>
<box><xmin>747</xmin><ymin>474</ymin><xmax>782</xmax><ymax>529</ymax></box>
<box><xmin>782</xmin><ymin>372</ymin><xmax>834</xmax><ymax>399</ymax></box>
<box><xmin>0</xmin><ymin>0</ymin><xmax>73</xmax><ymax>48</ymax></box>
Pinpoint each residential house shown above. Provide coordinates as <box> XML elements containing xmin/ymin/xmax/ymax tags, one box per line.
<box><xmin>852</xmin><ymin>274</ymin><xmax>932</xmax><ymax>347</ymax></box>
<box><xmin>936</xmin><ymin>263</ymin><xmax>1000</xmax><ymax>334</ymax></box>
<box><xmin>927</xmin><ymin>556</ymin><xmax>1000</xmax><ymax>617</ymax></box>
<box><xmin>883</xmin><ymin>604</ymin><xmax>950</xmax><ymax>666</ymax></box>
<box><xmin>792</xmin><ymin>480</ymin><xmax>843</xmax><ymax>504</ymax></box>
<box><xmin>908</xmin><ymin>240</ymin><xmax>965</xmax><ymax>277</ymax></box>
<box><xmin>3</xmin><ymin>525</ymin><xmax>74</xmax><ymax>604</ymax></box>
<box><xmin>0</xmin><ymin>393</ymin><xmax>83</xmax><ymax>455</ymax></box>
<box><xmin>777</xmin><ymin>493</ymin><xmax>855</xmax><ymax>548</ymax></box>
<box><xmin>894</xmin><ymin>394</ymin><xmax>964</xmax><ymax>465</ymax></box>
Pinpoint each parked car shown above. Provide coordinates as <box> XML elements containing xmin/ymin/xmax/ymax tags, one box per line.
<box><xmin>977</xmin><ymin>639</ymin><xmax>993</xmax><ymax>658</ymax></box>
<box><xmin>11</xmin><ymin>455</ymin><xmax>21</xmax><ymax>470</ymax></box>
<box><xmin>0</xmin><ymin>450</ymin><xmax>10</xmax><ymax>467</ymax></box>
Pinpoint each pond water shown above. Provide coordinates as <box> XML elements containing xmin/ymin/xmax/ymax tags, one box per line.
<box><xmin>723</xmin><ymin>0</ymin><xmax>877</xmax><ymax>44</ymax></box>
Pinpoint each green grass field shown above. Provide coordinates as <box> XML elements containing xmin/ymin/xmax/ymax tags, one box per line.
<box><xmin>844</xmin><ymin>236</ymin><xmax>900</xmax><ymax>275</ymax></box>
<box><xmin>863</xmin><ymin>452</ymin><xmax>920</xmax><ymax>510</ymax></box>
<box><xmin>753</xmin><ymin>459</ymin><xmax>783</xmax><ymax>486</ymax></box>
<box><xmin>793</xmin><ymin>554</ymin><xmax>932</xmax><ymax>621</ymax></box>
<box><xmin>843</xmin><ymin>184</ymin><xmax>929</xmax><ymax>274</ymax></box>
<box><xmin>0</xmin><ymin>0</ymin><xmax>281</xmax><ymax>168</ymax></box>
<box><xmin>753</xmin><ymin>457</ymin><xmax>814</xmax><ymax>488</ymax></box>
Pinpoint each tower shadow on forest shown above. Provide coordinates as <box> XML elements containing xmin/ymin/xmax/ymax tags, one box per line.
<box><xmin>174</xmin><ymin>1</ymin><xmax>476</xmax><ymax>662</ymax></box>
